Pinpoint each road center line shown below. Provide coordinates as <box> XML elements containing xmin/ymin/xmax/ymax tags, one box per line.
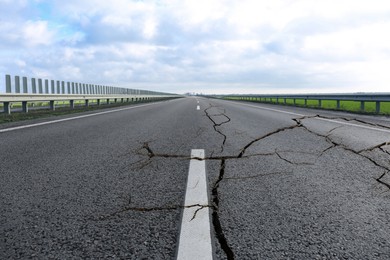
<box><xmin>228</xmin><ymin>101</ymin><xmax>390</xmax><ymax>134</ymax></box>
<box><xmin>177</xmin><ymin>149</ymin><xmax>212</xmax><ymax>260</ymax></box>
<box><xmin>0</xmin><ymin>102</ymin><xmax>159</xmax><ymax>133</ymax></box>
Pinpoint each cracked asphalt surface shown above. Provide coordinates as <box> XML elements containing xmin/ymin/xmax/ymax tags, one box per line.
<box><xmin>1</xmin><ymin>97</ymin><xmax>390</xmax><ymax>259</ymax></box>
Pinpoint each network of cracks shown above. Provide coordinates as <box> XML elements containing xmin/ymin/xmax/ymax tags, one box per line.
<box><xmin>98</xmin><ymin>103</ymin><xmax>390</xmax><ymax>260</ymax></box>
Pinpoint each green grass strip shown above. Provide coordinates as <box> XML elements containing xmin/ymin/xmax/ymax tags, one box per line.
<box><xmin>223</xmin><ymin>97</ymin><xmax>390</xmax><ymax>115</ymax></box>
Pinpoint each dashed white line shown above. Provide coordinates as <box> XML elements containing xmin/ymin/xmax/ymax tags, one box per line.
<box><xmin>197</xmin><ymin>105</ymin><xmax>200</xmax><ymax>110</ymax></box>
<box><xmin>177</xmin><ymin>149</ymin><xmax>212</xmax><ymax>260</ymax></box>
<box><xmin>0</xmin><ymin>102</ymin><xmax>159</xmax><ymax>133</ymax></box>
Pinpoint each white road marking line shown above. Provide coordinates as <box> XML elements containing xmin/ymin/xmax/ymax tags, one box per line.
<box><xmin>231</xmin><ymin>102</ymin><xmax>305</xmax><ymax>117</ymax></box>
<box><xmin>197</xmin><ymin>101</ymin><xmax>200</xmax><ymax>104</ymax></box>
<box><xmin>228</xmin><ymin>101</ymin><xmax>390</xmax><ymax>134</ymax></box>
<box><xmin>315</xmin><ymin>117</ymin><xmax>390</xmax><ymax>133</ymax></box>
<box><xmin>197</xmin><ymin>105</ymin><xmax>200</xmax><ymax>110</ymax></box>
<box><xmin>0</xmin><ymin>103</ymin><xmax>158</xmax><ymax>133</ymax></box>
<box><xmin>177</xmin><ymin>149</ymin><xmax>212</xmax><ymax>260</ymax></box>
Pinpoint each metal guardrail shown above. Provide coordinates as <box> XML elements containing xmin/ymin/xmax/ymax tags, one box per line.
<box><xmin>1</xmin><ymin>74</ymin><xmax>178</xmax><ymax>114</ymax></box>
<box><xmin>223</xmin><ymin>93</ymin><xmax>390</xmax><ymax>114</ymax></box>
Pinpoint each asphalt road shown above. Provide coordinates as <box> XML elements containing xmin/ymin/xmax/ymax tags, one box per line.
<box><xmin>1</xmin><ymin>97</ymin><xmax>389</xmax><ymax>259</ymax></box>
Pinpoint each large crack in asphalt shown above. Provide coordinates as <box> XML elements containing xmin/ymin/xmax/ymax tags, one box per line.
<box><xmin>212</xmin><ymin>159</ymin><xmax>235</xmax><ymax>260</ymax></box>
<box><xmin>111</xmin><ymin>106</ymin><xmax>390</xmax><ymax>260</ymax></box>
<box><xmin>290</xmin><ymin>116</ymin><xmax>390</xmax><ymax>188</ymax></box>
<box><xmin>204</xmin><ymin>105</ymin><xmax>231</xmax><ymax>153</ymax></box>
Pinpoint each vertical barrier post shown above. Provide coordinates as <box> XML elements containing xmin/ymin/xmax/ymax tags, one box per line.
<box><xmin>67</xmin><ymin>82</ymin><xmax>71</xmax><ymax>94</ymax></box>
<box><xmin>23</xmin><ymin>77</ymin><xmax>28</xmax><ymax>93</ymax></box>
<box><xmin>318</xmin><ymin>99</ymin><xmax>322</xmax><ymax>108</ymax></box>
<box><xmin>31</xmin><ymin>78</ymin><xmax>37</xmax><ymax>93</ymax></box>
<box><xmin>72</xmin><ymin>82</ymin><xmax>75</xmax><ymax>94</ymax></box>
<box><xmin>336</xmin><ymin>100</ymin><xmax>340</xmax><ymax>109</ymax></box>
<box><xmin>3</xmin><ymin>102</ymin><xmax>11</xmax><ymax>114</ymax></box>
<box><xmin>51</xmin><ymin>80</ymin><xmax>55</xmax><ymax>94</ymax></box>
<box><xmin>45</xmin><ymin>79</ymin><xmax>49</xmax><ymax>94</ymax></box>
<box><xmin>15</xmin><ymin>76</ymin><xmax>20</xmax><ymax>93</ymax></box>
<box><xmin>57</xmin><ymin>81</ymin><xmax>60</xmax><ymax>94</ymax></box>
<box><xmin>85</xmin><ymin>99</ymin><xmax>89</xmax><ymax>107</ymax></box>
<box><xmin>304</xmin><ymin>99</ymin><xmax>307</xmax><ymax>107</ymax></box>
<box><xmin>360</xmin><ymin>101</ymin><xmax>365</xmax><ymax>112</ymax></box>
<box><xmin>22</xmin><ymin>101</ymin><xmax>28</xmax><ymax>113</ymax></box>
<box><xmin>62</xmin><ymin>81</ymin><xmax>65</xmax><ymax>94</ymax></box>
<box><xmin>70</xmin><ymin>100</ymin><xmax>75</xmax><ymax>109</ymax></box>
<box><xmin>38</xmin><ymin>79</ymin><xmax>43</xmax><ymax>93</ymax></box>
<box><xmin>5</xmin><ymin>74</ymin><xmax>12</xmax><ymax>93</ymax></box>
<box><xmin>376</xmin><ymin>101</ymin><xmax>380</xmax><ymax>114</ymax></box>
<box><xmin>50</xmin><ymin>100</ymin><xmax>55</xmax><ymax>111</ymax></box>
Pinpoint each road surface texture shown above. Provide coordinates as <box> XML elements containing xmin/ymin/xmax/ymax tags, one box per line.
<box><xmin>1</xmin><ymin>97</ymin><xmax>389</xmax><ymax>259</ymax></box>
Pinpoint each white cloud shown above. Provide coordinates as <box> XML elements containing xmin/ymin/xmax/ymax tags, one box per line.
<box><xmin>2</xmin><ymin>0</ymin><xmax>390</xmax><ymax>94</ymax></box>
<box><xmin>22</xmin><ymin>20</ymin><xmax>55</xmax><ymax>46</ymax></box>
<box><xmin>303</xmin><ymin>21</ymin><xmax>390</xmax><ymax>60</ymax></box>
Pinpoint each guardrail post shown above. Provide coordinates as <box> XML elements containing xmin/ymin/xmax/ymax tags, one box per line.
<box><xmin>360</xmin><ymin>101</ymin><xmax>365</xmax><ymax>111</ymax></box>
<box><xmin>38</xmin><ymin>79</ymin><xmax>43</xmax><ymax>93</ymax></box>
<box><xmin>114</xmin><ymin>98</ymin><xmax>118</xmax><ymax>103</ymax></box>
<box><xmin>31</xmin><ymin>78</ymin><xmax>37</xmax><ymax>93</ymax></box>
<box><xmin>15</xmin><ymin>76</ymin><xmax>20</xmax><ymax>93</ymax></box>
<box><xmin>22</xmin><ymin>101</ymin><xmax>28</xmax><ymax>113</ymax></box>
<box><xmin>85</xmin><ymin>99</ymin><xmax>89</xmax><ymax>107</ymax></box>
<box><xmin>5</xmin><ymin>75</ymin><xmax>12</xmax><ymax>93</ymax></box>
<box><xmin>107</xmin><ymin>98</ymin><xmax>110</xmax><ymax>104</ymax></box>
<box><xmin>23</xmin><ymin>77</ymin><xmax>28</xmax><ymax>93</ymax></box>
<box><xmin>293</xmin><ymin>99</ymin><xmax>296</xmax><ymax>105</ymax></box>
<box><xmin>3</xmin><ymin>102</ymin><xmax>11</xmax><ymax>114</ymax></box>
<box><xmin>121</xmin><ymin>98</ymin><xmax>124</xmax><ymax>103</ymax></box>
<box><xmin>70</xmin><ymin>100</ymin><xmax>75</xmax><ymax>109</ymax></box>
<box><xmin>336</xmin><ymin>100</ymin><xmax>340</xmax><ymax>109</ymax></box>
<box><xmin>97</xmin><ymin>99</ymin><xmax>101</xmax><ymax>106</ymax></box>
<box><xmin>284</xmin><ymin>98</ymin><xmax>286</xmax><ymax>104</ymax></box>
<box><xmin>304</xmin><ymin>99</ymin><xmax>307</xmax><ymax>107</ymax></box>
<box><xmin>376</xmin><ymin>101</ymin><xmax>380</xmax><ymax>114</ymax></box>
<box><xmin>318</xmin><ymin>100</ymin><xmax>322</xmax><ymax>108</ymax></box>
<box><xmin>50</xmin><ymin>101</ymin><xmax>55</xmax><ymax>111</ymax></box>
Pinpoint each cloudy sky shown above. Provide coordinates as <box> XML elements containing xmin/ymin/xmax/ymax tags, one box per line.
<box><xmin>1</xmin><ymin>0</ymin><xmax>390</xmax><ymax>94</ymax></box>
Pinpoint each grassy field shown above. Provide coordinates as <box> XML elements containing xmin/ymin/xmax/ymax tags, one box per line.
<box><xmin>224</xmin><ymin>97</ymin><xmax>390</xmax><ymax>115</ymax></box>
